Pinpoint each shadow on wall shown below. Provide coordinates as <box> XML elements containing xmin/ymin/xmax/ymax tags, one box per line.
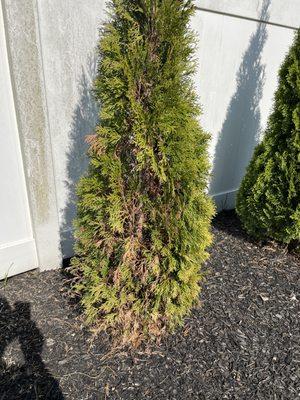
<box><xmin>60</xmin><ymin>53</ymin><xmax>99</xmax><ymax>258</ymax></box>
<box><xmin>209</xmin><ymin>0</ymin><xmax>271</xmax><ymax>209</ymax></box>
<box><xmin>0</xmin><ymin>297</ymin><xmax>64</xmax><ymax>399</ymax></box>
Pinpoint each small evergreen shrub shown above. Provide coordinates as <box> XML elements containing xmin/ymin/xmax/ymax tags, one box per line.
<box><xmin>71</xmin><ymin>0</ymin><xmax>214</xmax><ymax>345</ymax></box>
<box><xmin>236</xmin><ymin>30</ymin><xmax>300</xmax><ymax>247</ymax></box>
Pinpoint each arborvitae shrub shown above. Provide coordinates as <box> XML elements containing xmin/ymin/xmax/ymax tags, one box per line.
<box><xmin>71</xmin><ymin>0</ymin><xmax>214</xmax><ymax>345</ymax></box>
<box><xmin>236</xmin><ymin>30</ymin><xmax>300</xmax><ymax>247</ymax></box>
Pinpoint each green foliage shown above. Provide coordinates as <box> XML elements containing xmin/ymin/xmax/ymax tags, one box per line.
<box><xmin>71</xmin><ymin>0</ymin><xmax>214</xmax><ymax>345</ymax></box>
<box><xmin>237</xmin><ymin>30</ymin><xmax>300</xmax><ymax>247</ymax></box>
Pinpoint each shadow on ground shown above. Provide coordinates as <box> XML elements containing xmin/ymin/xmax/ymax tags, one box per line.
<box><xmin>1</xmin><ymin>211</ymin><xmax>299</xmax><ymax>399</ymax></box>
<box><xmin>0</xmin><ymin>297</ymin><xmax>64</xmax><ymax>399</ymax></box>
<box><xmin>2</xmin><ymin>2</ymin><xmax>297</xmax><ymax>397</ymax></box>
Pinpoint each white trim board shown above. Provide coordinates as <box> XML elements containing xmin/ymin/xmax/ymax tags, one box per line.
<box><xmin>0</xmin><ymin>238</ymin><xmax>37</xmax><ymax>280</ymax></box>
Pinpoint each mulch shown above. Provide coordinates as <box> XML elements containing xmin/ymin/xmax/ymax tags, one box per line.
<box><xmin>0</xmin><ymin>211</ymin><xmax>299</xmax><ymax>399</ymax></box>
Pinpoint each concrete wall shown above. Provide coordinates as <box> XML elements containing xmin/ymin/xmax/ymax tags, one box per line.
<box><xmin>2</xmin><ymin>0</ymin><xmax>300</xmax><ymax>264</ymax></box>
<box><xmin>36</xmin><ymin>0</ymin><xmax>106</xmax><ymax>257</ymax></box>
<box><xmin>193</xmin><ymin>0</ymin><xmax>297</xmax><ymax>210</ymax></box>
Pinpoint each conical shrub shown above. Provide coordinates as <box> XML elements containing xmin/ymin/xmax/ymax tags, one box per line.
<box><xmin>71</xmin><ymin>0</ymin><xmax>214</xmax><ymax>345</ymax></box>
<box><xmin>236</xmin><ymin>30</ymin><xmax>300</xmax><ymax>247</ymax></box>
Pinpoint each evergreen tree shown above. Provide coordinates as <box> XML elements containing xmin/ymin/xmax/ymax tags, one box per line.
<box><xmin>71</xmin><ymin>0</ymin><xmax>214</xmax><ymax>345</ymax></box>
<box><xmin>236</xmin><ymin>30</ymin><xmax>300</xmax><ymax>247</ymax></box>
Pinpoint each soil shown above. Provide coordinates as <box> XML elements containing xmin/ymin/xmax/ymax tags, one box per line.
<box><xmin>0</xmin><ymin>211</ymin><xmax>299</xmax><ymax>399</ymax></box>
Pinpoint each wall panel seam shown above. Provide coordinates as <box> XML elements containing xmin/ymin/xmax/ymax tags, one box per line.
<box><xmin>195</xmin><ymin>6</ymin><xmax>298</xmax><ymax>30</ymax></box>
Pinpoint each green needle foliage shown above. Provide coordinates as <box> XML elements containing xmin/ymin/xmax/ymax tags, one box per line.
<box><xmin>237</xmin><ymin>30</ymin><xmax>300</xmax><ymax>247</ymax></box>
<box><xmin>71</xmin><ymin>0</ymin><xmax>214</xmax><ymax>345</ymax></box>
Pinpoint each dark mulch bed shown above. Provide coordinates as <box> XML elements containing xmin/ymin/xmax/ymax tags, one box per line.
<box><xmin>0</xmin><ymin>211</ymin><xmax>299</xmax><ymax>399</ymax></box>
